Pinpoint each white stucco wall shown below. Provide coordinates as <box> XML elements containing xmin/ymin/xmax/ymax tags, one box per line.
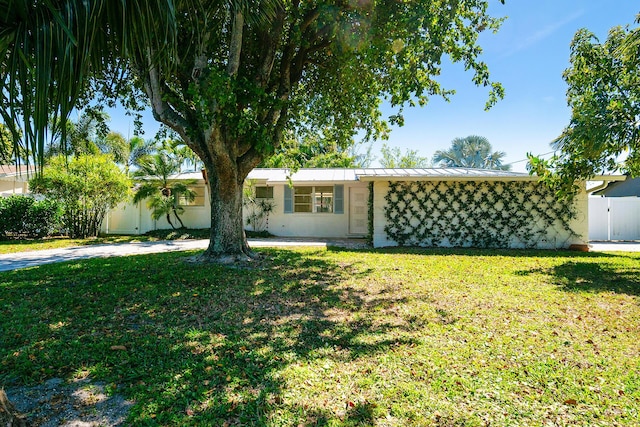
<box><xmin>103</xmin><ymin>180</ymin><xmax>369</xmax><ymax>238</ymax></box>
<box><xmin>249</xmin><ymin>183</ymin><xmax>369</xmax><ymax>238</ymax></box>
<box><xmin>372</xmin><ymin>180</ymin><xmax>589</xmax><ymax>249</ymax></box>
<box><xmin>102</xmin><ymin>184</ymin><xmax>211</xmax><ymax>234</ymax></box>
<box><xmin>0</xmin><ymin>178</ymin><xmax>29</xmax><ymax>197</ymax></box>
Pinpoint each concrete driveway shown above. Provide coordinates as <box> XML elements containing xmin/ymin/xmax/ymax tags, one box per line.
<box><xmin>0</xmin><ymin>238</ymin><xmax>367</xmax><ymax>272</ymax></box>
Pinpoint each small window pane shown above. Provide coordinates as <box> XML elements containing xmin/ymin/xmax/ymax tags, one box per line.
<box><xmin>255</xmin><ymin>186</ymin><xmax>273</xmax><ymax>199</ymax></box>
<box><xmin>179</xmin><ymin>186</ymin><xmax>205</xmax><ymax>206</ymax></box>
<box><xmin>315</xmin><ymin>186</ymin><xmax>333</xmax><ymax>213</ymax></box>
<box><xmin>294</xmin><ymin>186</ymin><xmax>313</xmax><ymax>213</ymax></box>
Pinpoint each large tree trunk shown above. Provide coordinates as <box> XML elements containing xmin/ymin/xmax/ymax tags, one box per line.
<box><xmin>199</xmin><ymin>159</ymin><xmax>255</xmax><ymax>263</ymax></box>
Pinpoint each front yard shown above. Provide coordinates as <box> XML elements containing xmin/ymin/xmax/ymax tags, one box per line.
<box><xmin>1</xmin><ymin>247</ymin><xmax>638</xmax><ymax>425</ymax></box>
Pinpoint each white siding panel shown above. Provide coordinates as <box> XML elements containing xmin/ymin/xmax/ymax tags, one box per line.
<box><xmin>611</xmin><ymin>198</ymin><xmax>640</xmax><ymax>240</ymax></box>
<box><xmin>589</xmin><ymin>197</ymin><xmax>640</xmax><ymax>241</ymax></box>
<box><xmin>588</xmin><ymin>197</ymin><xmax>609</xmax><ymax>240</ymax></box>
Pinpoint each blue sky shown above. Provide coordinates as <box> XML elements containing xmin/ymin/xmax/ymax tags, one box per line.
<box><xmin>107</xmin><ymin>1</ymin><xmax>639</xmax><ymax>172</ymax></box>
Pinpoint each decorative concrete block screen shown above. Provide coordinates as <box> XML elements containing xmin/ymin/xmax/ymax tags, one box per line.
<box><xmin>383</xmin><ymin>180</ymin><xmax>577</xmax><ymax>248</ymax></box>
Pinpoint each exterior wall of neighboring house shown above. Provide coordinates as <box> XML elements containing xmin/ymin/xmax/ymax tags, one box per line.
<box><xmin>369</xmin><ymin>179</ymin><xmax>589</xmax><ymax>249</ymax></box>
<box><xmin>0</xmin><ymin>165</ymin><xmax>31</xmax><ymax>197</ymax></box>
<box><xmin>589</xmin><ymin>196</ymin><xmax>640</xmax><ymax>241</ymax></box>
<box><xmin>0</xmin><ymin>178</ymin><xmax>28</xmax><ymax>196</ymax></box>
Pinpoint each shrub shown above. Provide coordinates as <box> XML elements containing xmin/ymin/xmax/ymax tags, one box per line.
<box><xmin>29</xmin><ymin>154</ymin><xmax>131</xmax><ymax>238</ymax></box>
<box><xmin>0</xmin><ymin>195</ymin><xmax>62</xmax><ymax>239</ymax></box>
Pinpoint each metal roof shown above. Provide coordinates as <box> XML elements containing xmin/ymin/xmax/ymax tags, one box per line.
<box><xmin>246</xmin><ymin>167</ymin><xmax>534</xmax><ymax>183</ymax></box>
<box><xmin>355</xmin><ymin>168</ymin><xmax>531</xmax><ymax>180</ymax></box>
<box><xmin>0</xmin><ymin>164</ymin><xmax>34</xmax><ymax>181</ymax></box>
<box><xmin>0</xmin><ymin>164</ymin><xmax>34</xmax><ymax>176</ymax></box>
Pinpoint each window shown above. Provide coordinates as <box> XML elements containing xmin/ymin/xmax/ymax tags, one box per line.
<box><xmin>179</xmin><ymin>186</ymin><xmax>206</xmax><ymax>206</ymax></box>
<box><xmin>255</xmin><ymin>186</ymin><xmax>273</xmax><ymax>199</ymax></box>
<box><xmin>294</xmin><ymin>186</ymin><xmax>313</xmax><ymax>213</ymax></box>
<box><xmin>314</xmin><ymin>186</ymin><xmax>333</xmax><ymax>213</ymax></box>
<box><xmin>292</xmin><ymin>186</ymin><xmax>333</xmax><ymax>213</ymax></box>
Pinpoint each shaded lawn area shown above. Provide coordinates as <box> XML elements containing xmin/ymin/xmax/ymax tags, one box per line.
<box><xmin>1</xmin><ymin>247</ymin><xmax>639</xmax><ymax>426</ymax></box>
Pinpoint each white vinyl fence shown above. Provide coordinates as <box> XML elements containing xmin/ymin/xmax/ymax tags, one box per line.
<box><xmin>589</xmin><ymin>197</ymin><xmax>640</xmax><ymax>241</ymax></box>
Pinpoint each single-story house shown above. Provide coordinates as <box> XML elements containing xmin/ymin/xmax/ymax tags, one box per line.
<box><xmin>589</xmin><ymin>176</ymin><xmax>640</xmax><ymax>241</ymax></box>
<box><xmin>104</xmin><ymin>167</ymin><xmax>622</xmax><ymax>249</ymax></box>
<box><xmin>0</xmin><ymin>164</ymin><xmax>33</xmax><ymax>197</ymax></box>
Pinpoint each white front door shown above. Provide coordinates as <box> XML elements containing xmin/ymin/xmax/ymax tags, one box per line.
<box><xmin>349</xmin><ymin>186</ymin><xmax>369</xmax><ymax>235</ymax></box>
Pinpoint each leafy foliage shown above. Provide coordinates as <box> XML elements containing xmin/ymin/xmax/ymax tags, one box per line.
<box><xmin>0</xmin><ymin>0</ymin><xmax>177</xmax><ymax>169</ymax></box>
<box><xmin>243</xmin><ymin>180</ymin><xmax>275</xmax><ymax>232</ymax></box>
<box><xmin>0</xmin><ymin>195</ymin><xmax>62</xmax><ymax>239</ymax></box>
<box><xmin>261</xmin><ymin>134</ymin><xmax>359</xmax><ymax>169</ymax></box>
<box><xmin>1</xmin><ymin>0</ymin><xmax>506</xmax><ymax>257</ymax></box>
<box><xmin>29</xmin><ymin>154</ymin><xmax>131</xmax><ymax>238</ymax></box>
<box><xmin>383</xmin><ymin>180</ymin><xmax>577</xmax><ymax>248</ymax></box>
<box><xmin>433</xmin><ymin>135</ymin><xmax>510</xmax><ymax>170</ymax></box>
<box><xmin>133</xmin><ymin>146</ymin><xmax>197</xmax><ymax>229</ymax></box>
<box><xmin>529</xmin><ymin>16</ymin><xmax>640</xmax><ymax>194</ymax></box>
<box><xmin>379</xmin><ymin>143</ymin><xmax>431</xmax><ymax>168</ymax></box>
<box><xmin>0</xmin><ymin>123</ymin><xmax>13</xmax><ymax>163</ymax></box>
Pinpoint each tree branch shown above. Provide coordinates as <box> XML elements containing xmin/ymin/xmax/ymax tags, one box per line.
<box><xmin>227</xmin><ymin>10</ymin><xmax>244</xmax><ymax>77</ymax></box>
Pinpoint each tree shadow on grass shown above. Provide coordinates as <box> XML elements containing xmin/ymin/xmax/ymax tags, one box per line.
<box><xmin>516</xmin><ymin>259</ymin><xmax>640</xmax><ymax>296</ymax></box>
<box><xmin>0</xmin><ymin>248</ymin><xmax>413</xmax><ymax>425</ymax></box>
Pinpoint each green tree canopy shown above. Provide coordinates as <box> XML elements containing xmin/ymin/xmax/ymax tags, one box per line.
<box><xmin>0</xmin><ymin>123</ymin><xmax>13</xmax><ymax>164</ymax></box>
<box><xmin>261</xmin><ymin>134</ymin><xmax>359</xmax><ymax>168</ymax></box>
<box><xmin>433</xmin><ymin>135</ymin><xmax>510</xmax><ymax>170</ymax></box>
<box><xmin>379</xmin><ymin>143</ymin><xmax>431</xmax><ymax>168</ymax></box>
<box><xmin>529</xmin><ymin>15</ymin><xmax>640</xmax><ymax>194</ymax></box>
<box><xmin>29</xmin><ymin>154</ymin><xmax>131</xmax><ymax>238</ymax></box>
<box><xmin>2</xmin><ymin>0</ymin><xmax>506</xmax><ymax>261</ymax></box>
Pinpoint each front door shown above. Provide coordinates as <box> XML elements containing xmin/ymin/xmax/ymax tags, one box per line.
<box><xmin>349</xmin><ymin>186</ymin><xmax>369</xmax><ymax>235</ymax></box>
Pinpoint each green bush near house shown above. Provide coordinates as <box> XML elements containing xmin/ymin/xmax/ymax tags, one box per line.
<box><xmin>0</xmin><ymin>195</ymin><xmax>62</xmax><ymax>239</ymax></box>
<box><xmin>29</xmin><ymin>154</ymin><xmax>131</xmax><ymax>239</ymax></box>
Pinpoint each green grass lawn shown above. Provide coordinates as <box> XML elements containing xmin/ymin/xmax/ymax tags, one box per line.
<box><xmin>1</xmin><ymin>247</ymin><xmax>639</xmax><ymax>426</ymax></box>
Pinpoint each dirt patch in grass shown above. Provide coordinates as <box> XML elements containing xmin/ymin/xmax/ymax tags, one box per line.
<box><xmin>4</xmin><ymin>378</ymin><xmax>132</xmax><ymax>426</ymax></box>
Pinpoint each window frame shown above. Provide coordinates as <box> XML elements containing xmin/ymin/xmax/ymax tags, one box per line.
<box><xmin>178</xmin><ymin>185</ymin><xmax>206</xmax><ymax>207</ymax></box>
<box><xmin>255</xmin><ymin>186</ymin><xmax>273</xmax><ymax>199</ymax></box>
<box><xmin>293</xmin><ymin>185</ymin><xmax>334</xmax><ymax>214</ymax></box>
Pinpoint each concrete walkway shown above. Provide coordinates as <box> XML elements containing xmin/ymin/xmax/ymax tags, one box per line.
<box><xmin>0</xmin><ymin>239</ymin><xmax>637</xmax><ymax>273</ymax></box>
<box><xmin>588</xmin><ymin>241</ymin><xmax>640</xmax><ymax>253</ymax></box>
<box><xmin>0</xmin><ymin>238</ymin><xmax>367</xmax><ymax>272</ymax></box>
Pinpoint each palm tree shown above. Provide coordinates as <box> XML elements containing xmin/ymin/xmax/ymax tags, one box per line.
<box><xmin>0</xmin><ymin>0</ymin><xmax>178</xmax><ymax>168</ymax></box>
<box><xmin>433</xmin><ymin>135</ymin><xmax>511</xmax><ymax>170</ymax></box>
<box><xmin>105</xmin><ymin>133</ymin><xmax>155</xmax><ymax>176</ymax></box>
<box><xmin>133</xmin><ymin>149</ymin><xmax>197</xmax><ymax>229</ymax></box>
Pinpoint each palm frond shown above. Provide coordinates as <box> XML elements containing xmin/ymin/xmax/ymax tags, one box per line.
<box><xmin>0</xmin><ymin>0</ymin><xmax>177</xmax><ymax>171</ymax></box>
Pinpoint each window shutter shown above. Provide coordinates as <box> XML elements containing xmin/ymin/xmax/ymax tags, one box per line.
<box><xmin>334</xmin><ymin>185</ymin><xmax>344</xmax><ymax>214</ymax></box>
<box><xmin>284</xmin><ymin>185</ymin><xmax>293</xmax><ymax>213</ymax></box>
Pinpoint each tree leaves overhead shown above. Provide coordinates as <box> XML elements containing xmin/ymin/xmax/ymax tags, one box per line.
<box><xmin>529</xmin><ymin>14</ymin><xmax>640</xmax><ymax>194</ymax></box>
